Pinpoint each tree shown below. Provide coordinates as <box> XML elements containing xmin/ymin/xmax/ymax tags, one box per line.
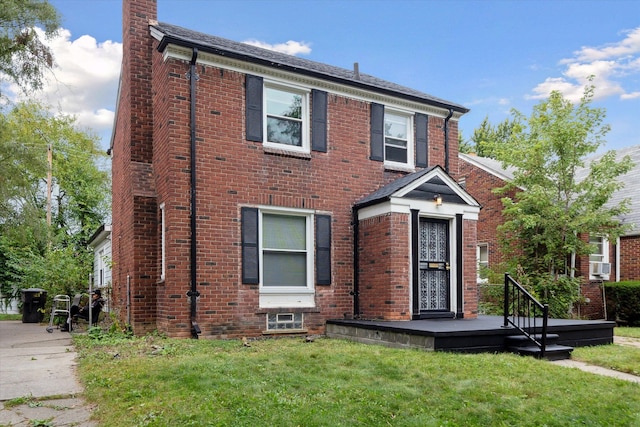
<box><xmin>0</xmin><ymin>0</ymin><xmax>61</xmax><ymax>98</ymax></box>
<box><xmin>458</xmin><ymin>130</ymin><xmax>474</xmax><ymax>154</ymax></box>
<box><xmin>0</xmin><ymin>101</ymin><xmax>109</xmax><ymax>307</ymax></box>
<box><xmin>487</xmin><ymin>84</ymin><xmax>633</xmax><ymax>317</ymax></box>
<box><xmin>470</xmin><ymin>116</ymin><xmax>517</xmax><ymax>158</ymax></box>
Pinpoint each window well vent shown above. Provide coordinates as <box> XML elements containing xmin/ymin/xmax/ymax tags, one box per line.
<box><xmin>267</xmin><ymin>312</ymin><xmax>303</xmax><ymax>331</ymax></box>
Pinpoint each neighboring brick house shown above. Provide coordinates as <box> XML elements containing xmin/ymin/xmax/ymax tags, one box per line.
<box><xmin>459</xmin><ymin>145</ymin><xmax>640</xmax><ymax>319</ymax></box>
<box><xmin>110</xmin><ymin>0</ymin><xmax>480</xmax><ymax>338</ymax></box>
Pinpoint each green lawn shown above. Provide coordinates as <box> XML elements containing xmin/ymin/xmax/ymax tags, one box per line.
<box><xmin>74</xmin><ymin>332</ymin><xmax>640</xmax><ymax>427</ymax></box>
<box><xmin>571</xmin><ymin>327</ymin><xmax>640</xmax><ymax>376</ymax></box>
<box><xmin>0</xmin><ymin>313</ymin><xmax>21</xmax><ymax>321</ymax></box>
<box><xmin>616</xmin><ymin>327</ymin><xmax>640</xmax><ymax>339</ymax></box>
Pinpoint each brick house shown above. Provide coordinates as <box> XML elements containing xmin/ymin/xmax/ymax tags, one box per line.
<box><xmin>459</xmin><ymin>146</ymin><xmax>640</xmax><ymax>319</ymax></box>
<box><xmin>110</xmin><ymin>0</ymin><xmax>480</xmax><ymax>338</ymax></box>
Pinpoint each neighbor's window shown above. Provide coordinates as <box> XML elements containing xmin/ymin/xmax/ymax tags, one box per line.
<box><xmin>384</xmin><ymin>110</ymin><xmax>413</xmax><ymax>166</ymax></box>
<box><xmin>589</xmin><ymin>235</ymin><xmax>606</xmax><ymax>263</ymax></box>
<box><xmin>477</xmin><ymin>244</ymin><xmax>489</xmax><ymax>283</ymax></box>
<box><xmin>589</xmin><ymin>235</ymin><xmax>610</xmax><ymax>278</ymax></box>
<box><xmin>265</xmin><ymin>85</ymin><xmax>309</xmax><ymax>151</ymax></box>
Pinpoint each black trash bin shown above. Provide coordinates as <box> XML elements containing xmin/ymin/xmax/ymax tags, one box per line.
<box><xmin>21</xmin><ymin>288</ymin><xmax>48</xmax><ymax>323</ymax></box>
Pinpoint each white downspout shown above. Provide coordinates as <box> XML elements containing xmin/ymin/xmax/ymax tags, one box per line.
<box><xmin>616</xmin><ymin>237</ymin><xmax>621</xmax><ymax>282</ymax></box>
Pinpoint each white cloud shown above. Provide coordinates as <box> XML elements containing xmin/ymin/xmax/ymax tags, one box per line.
<box><xmin>242</xmin><ymin>39</ymin><xmax>311</xmax><ymax>56</ymax></box>
<box><xmin>9</xmin><ymin>27</ymin><xmax>122</xmax><ymax>136</ymax></box>
<box><xmin>529</xmin><ymin>26</ymin><xmax>640</xmax><ymax>102</ymax></box>
<box><xmin>621</xmin><ymin>91</ymin><xmax>640</xmax><ymax>100</ymax></box>
<box><xmin>567</xmin><ymin>27</ymin><xmax>640</xmax><ymax>63</ymax></box>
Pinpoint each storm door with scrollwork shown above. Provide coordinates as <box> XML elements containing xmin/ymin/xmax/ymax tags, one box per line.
<box><xmin>418</xmin><ymin>218</ymin><xmax>450</xmax><ymax>312</ymax></box>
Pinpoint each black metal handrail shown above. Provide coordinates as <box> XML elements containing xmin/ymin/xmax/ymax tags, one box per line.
<box><xmin>503</xmin><ymin>273</ymin><xmax>549</xmax><ymax>358</ymax></box>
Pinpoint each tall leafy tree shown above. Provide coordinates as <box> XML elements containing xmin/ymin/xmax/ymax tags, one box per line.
<box><xmin>0</xmin><ymin>101</ymin><xmax>109</xmax><ymax>306</ymax></box>
<box><xmin>0</xmin><ymin>0</ymin><xmax>60</xmax><ymax>98</ymax></box>
<box><xmin>471</xmin><ymin>116</ymin><xmax>517</xmax><ymax>158</ymax></box>
<box><xmin>487</xmin><ymin>84</ymin><xmax>633</xmax><ymax>316</ymax></box>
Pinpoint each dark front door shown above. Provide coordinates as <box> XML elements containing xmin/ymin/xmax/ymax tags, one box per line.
<box><xmin>417</xmin><ymin>218</ymin><xmax>450</xmax><ymax>315</ymax></box>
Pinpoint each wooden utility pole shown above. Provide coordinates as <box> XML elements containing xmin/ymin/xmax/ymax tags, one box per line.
<box><xmin>46</xmin><ymin>144</ymin><xmax>52</xmax><ymax>226</ymax></box>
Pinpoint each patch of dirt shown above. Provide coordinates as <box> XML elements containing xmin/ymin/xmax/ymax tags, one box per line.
<box><xmin>614</xmin><ymin>336</ymin><xmax>640</xmax><ymax>348</ymax></box>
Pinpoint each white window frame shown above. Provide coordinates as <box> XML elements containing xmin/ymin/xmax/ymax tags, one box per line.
<box><xmin>477</xmin><ymin>244</ymin><xmax>489</xmax><ymax>284</ymax></box>
<box><xmin>259</xmin><ymin>207</ymin><xmax>315</xmax><ymax>308</ymax></box>
<box><xmin>263</xmin><ymin>82</ymin><xmax>310</xmax><ymax>154</ymax></box>
<box><xmin>588</xmin><ymin>235</ymin><xmax>610</xmax><ymax>280</ymax></box>
<box><xmin>97</xmin><ymin>249</ymin><xmax>105</xmax><ymax>286</ymax></box>
<box><xmin>160</xmin><ymin>203</ymin><xmax>166</xmax><ymax>281</ymax></box>
<box><xmin>384</xmin><ymin>108</ymin><xmax>414</xmax><ymax>169</ymax></box>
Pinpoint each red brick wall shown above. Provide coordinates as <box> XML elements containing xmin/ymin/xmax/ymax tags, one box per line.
<box><xmin>115</xmin><ymin>0</ymin><xmax>466</xmax><ymax>338</ymax></box>
<box><xmin>146</xmin><ymin>56</ymin><xmax>463</xmax><ymax>337</ymax></box>
<box><xmin>111</xmin><ymin>0</ymin><xmax>158</xmax><ymax>333</ymax></box>
<box><xmin>463</xmin><ymin>218</ymin><xmax>479</xmax><ymax>318</ymax></box>
<box><xmin>576</xmin><ymin>280</ymin><xmax>606</xmax><ymax>319</ymax></box>
<box><xmin>459</xmin><ymin>159</ymin><xmax>513</xmax><ymax>271</ymax></box>
<box><xmin>620</xmin><ymin>235</ymin><xmax>640</xmax><ymax>281</ymax></box>
<box><xmin>358</xmin><ymin>213</ymin><xmax>411</xmax><ymax>320</ymax></box>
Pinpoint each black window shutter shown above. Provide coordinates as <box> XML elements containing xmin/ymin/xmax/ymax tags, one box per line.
<box><xmin>241</xmin><ymin>207</ymin><xmax>259</xmax><ymax>284</ymax></box>
<box><xmin>315</xmin><ymin>215</ymin><xmax>331</xmax><ymax>285</ymax></box>
<box><xmin>311</xmin><ymin>89</ymin><xmax>328</xmax><ymax>152</ymax></box>
<box><xmin>370</xmin><ymin>103</ymin><xmax>384</xmax><ymax>161</ymax></box>
<box><xmin>245</xmin><ymin>75</ymin><xmax>263</xmax><ymax>142</ymax></box>
<box><xmin>415</xmin><ymin>113</ymin><xmax>428</xmax><ymax>167</ymax></box>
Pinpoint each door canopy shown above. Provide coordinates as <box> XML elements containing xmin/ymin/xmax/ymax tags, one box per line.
<box><xmin>354</xmin><ymin>165</ymin><xmax>480</xmax><ymax>220</ymax></box>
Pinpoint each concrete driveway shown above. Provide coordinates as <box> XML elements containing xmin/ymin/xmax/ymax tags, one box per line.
<box><xmin>0</xmin><ymin>320</ymin><xmax>96</xmax><ymax>426</ymax></box>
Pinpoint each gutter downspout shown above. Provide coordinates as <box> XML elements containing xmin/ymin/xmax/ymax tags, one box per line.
<box><xmin>616</xmin><ymin>237</ymin><xmax>620</xmax><ymax>283</ymax></box>
<box><xmin>188</xmin><ymin>47</ymin><xmax>201</xmax><ymax>339</ymax></box>
<box><xmin>351</xmin><ymin>207</ymin><xmax>360</xmax><ymax>318</ymax></box>
<box><xmin>444</xmin><ymin>108</ymin><xmax>454</xmax><ymax>173</ymax></box>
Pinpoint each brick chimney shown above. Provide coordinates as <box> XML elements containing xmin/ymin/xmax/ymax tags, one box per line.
<box><xmin>111</xmin><ymin>0</ymin><xmax>158</xmax><ymax>334</ymax></box>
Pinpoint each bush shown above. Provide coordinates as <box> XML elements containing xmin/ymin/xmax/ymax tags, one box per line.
<box><xmin>605</xmin><ymin>281</ymin><xmax>640</xmax><ymax>326</ymax></box>
<box><xmin>533</xmin><ymin>275</ymin><xmax>581</xmax><ymax>318</ymax></box>
<box><xmin>479</xmin><ymin>283</ymin><xmax>504</xmax><ymax>315</ymax></box>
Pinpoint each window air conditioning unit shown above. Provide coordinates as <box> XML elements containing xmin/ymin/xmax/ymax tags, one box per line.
<box><xmin>590</xmin><ymin>262</ymin><xmax>611</xmax><ymax>276</ymax></box>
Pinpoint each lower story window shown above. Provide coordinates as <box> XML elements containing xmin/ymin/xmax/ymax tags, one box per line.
<box><xmin>259</xmin><ymin>209</ymin><xmax>315</xmax><ymax>308</ymax></box>
<box><xmin>262</xmin><ymin>213</ymin><xmax>308</xmax><ymax>287</ymax></box>
<box><xmin>241</xmin><ymin>206</ymin><xmax>331</xmax><ymax>308</ymax></box>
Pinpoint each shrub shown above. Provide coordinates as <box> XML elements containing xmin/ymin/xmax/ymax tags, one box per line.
<box><xmin>478</xmin><ymin>283</ymin><xmax>504</xmax><ymax>315</ymax></box>
<box><xmin>605</xmin><ymin>281</ymin><xmax>640</xmax><ymax>326</ymax></box>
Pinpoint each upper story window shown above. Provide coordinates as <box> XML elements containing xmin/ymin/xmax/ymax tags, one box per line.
<box><xmin>264</xmin><ymin>84</ymin><xmax>309</xmax><ymax>153</ymax></box>
<box><xmin>265</xmin><ymin>87</ymin><xmax>304</xmax><ymax>147</ymax></box>
<box><xmin>384</xmin><ymin>111</ymin><xmax>410</xmax><ymax>164</ymax></box>
<box><xmin>370</xmin><ymin>103</ymin><xmax>418</xmax><ymax>169</ymax></box>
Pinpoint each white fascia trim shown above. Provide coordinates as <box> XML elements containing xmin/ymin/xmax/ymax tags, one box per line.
<box><xmin>393</xmin><ymin>168</ymin><xmax>481</xmax><ymax>208</ymax></box>
<box><xmin>158</xmin><ymin>42</ymin><xmax>461</xmax><ymax>120</ymax></box>
<box><xmin>357</xmin><ymin>198</ymin><xmax>479</xmax><ymax>221</ymax></box>
<box><xmin>459</xmin><ymin>153</ymin><xmax>515</xmax><ymax>183</ymax></box>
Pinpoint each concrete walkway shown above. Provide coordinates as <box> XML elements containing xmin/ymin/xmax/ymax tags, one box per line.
<box><xmin>0</xmin><ymin>321</ymin><xmax>96</xmax><ymax>426</ymax></box>
<box><xmin>551</xmin><ymin>336</ymin><xmax>640</xmax><ymax>384</ymax></box>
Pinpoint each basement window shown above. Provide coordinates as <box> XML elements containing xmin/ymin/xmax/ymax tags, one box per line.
<box><xmin>267</xmin><ymin>312</ymin><xmax>304</xmax><ymax>331</ymax></box>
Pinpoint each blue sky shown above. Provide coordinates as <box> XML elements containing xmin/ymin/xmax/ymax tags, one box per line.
<box><xmin>43</xmin><ymin>0</ymin><xmax>640</xmax><ymax>153</ymax></box>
